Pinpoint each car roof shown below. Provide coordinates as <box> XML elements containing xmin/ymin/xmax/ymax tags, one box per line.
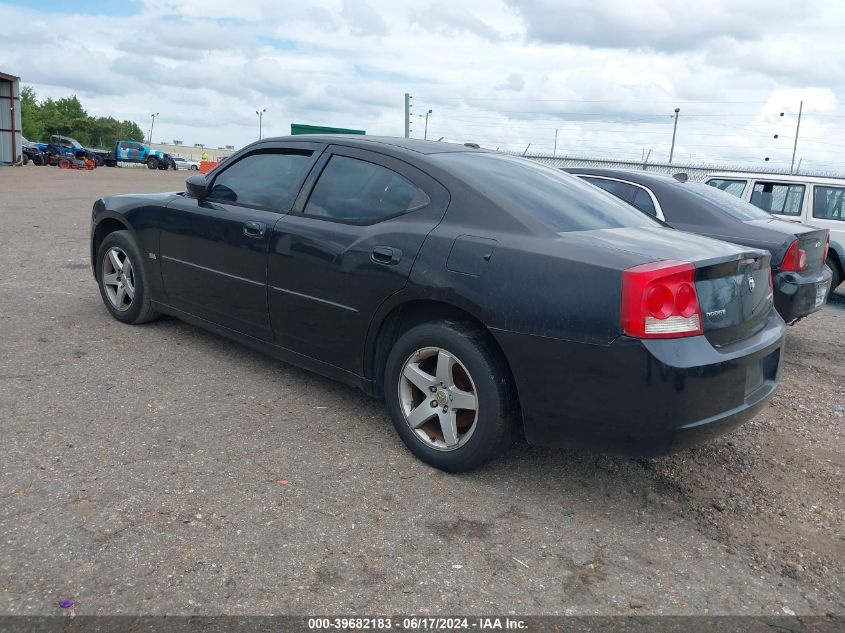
<box><xmin>260</xmin><ymin>135</ymin><xmax>485</xmax><ymax>156</ymax></box>
<box><xmin>705</xmin><ymin>171</ymin><xmax>845</xmax><ymax>185</ymax></box>
<box><xmin>563</xmin><ymin>167</ymin><xmax>682</xmax><ymax>187</ymax></box>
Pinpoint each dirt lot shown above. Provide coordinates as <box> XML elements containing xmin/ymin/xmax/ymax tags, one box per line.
<box><xmin>0</xmin><ymin>166</ymin><xmax>842</xmax><ymax>616</ymax></box>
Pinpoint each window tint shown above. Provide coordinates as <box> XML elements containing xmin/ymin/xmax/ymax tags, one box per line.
<box><xmin>749</xmin><ymin>182</ymin><xmax>805</xmax><ymax>216</ymax></box>
<box><xmin>304</xmin><ymin>155</ymin><xmax>430</xmax><ymax>223</ymax></box>
<box><xmin>435</xmin><ymin>153</ymin><xmax>660</xmax><ymax>232</ymax></box>
<box><xmin>631</xmin><ymin>188</ymin><xmax>657</xmax><ymax>217</ymax></box>
<box><xmin>813</xmin><ymin>185</ymin><xmax>845</xmax><ymax>221</ymax></box>
<box><xmin>208</xmin><ymin>150</ymin><xmax>312</xmax><ymax>209</ymax></box>
<box><xmin>681</xmin><ymin>182</ymin><xmax>772</xmax><ymax>221</ymax></box>
<box><xmin>706</xmin><ymin>178</ymin><xmax>747</xmax><ymax>197</ymax></box>
<box><xmin>581</xmin><ymin>177</ymin><xmax>637</xmax><ymax>202</ymax></box>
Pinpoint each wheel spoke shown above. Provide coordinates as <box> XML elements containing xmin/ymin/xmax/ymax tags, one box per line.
<box><xmin>108</xmin><ymin>249</ymin><xmax>123</xmax><ymax>272</ymax></box>
<box><xmin>449</xmin><ymin>388</ymin><xmax>477</xmax><ymax>411</ymax></box>
<box><xmin>123</xmin><ymin>281</ymin><xmax>135</xmax><ymax>299</ymax></box>
<box><xmin>103</xmin><ymin>272</ymin><xmax>119</xmax><ymax>287</ymax></box>
<box><xmin>407</xmin><ymin>403</ymin><xmax>437</xmax><ymax>429</ymax></box>
<box><xmin>403</xmin><ymin>362</ymin><xmax>436</xmax><ymax>393</ymax></box>
<box><xmin>439</xmin><ymin>411</ymin><xmax>459</xmax><ymax>447</ymax></box>
<box><xmin>116</xmin><ymin>286</ymin><xmax>126</xmax><ymax>307</ymax></box>
<box><xmin>435</xmin><ymin>351</ymin><xmax>455</xmax><ymax>387</ymax></box>
<box><xmin>123</xmin><ymin>258</ymin><xmax>133</xmax><ymax>278</ymax></box>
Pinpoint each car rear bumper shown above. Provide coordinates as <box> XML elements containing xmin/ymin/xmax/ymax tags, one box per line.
<box><xmin>773</xmin><ymin>266</ymin><xmax>832</xmax><ymax>321</ymax></box>
<box><xmin>491</xmin><ymin>309</ymin><xmax>785</xmax><ymax>455</ymax></box>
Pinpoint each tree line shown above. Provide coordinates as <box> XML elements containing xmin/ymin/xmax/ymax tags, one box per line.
<box><xmin>21</xmin><ymin>86</ymin><xmax>145</xmax><ymax>149</ymax></box>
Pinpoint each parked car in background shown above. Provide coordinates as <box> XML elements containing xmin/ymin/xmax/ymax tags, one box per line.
<box><xmin>104</xmin><ymin>141</ymin><xmax>173</xmax><ymax>170</ymax></box>
<box><xmin>705</xmin><ymin>172</ymin><xmax>844</xmax><ymax>296</ymax></box>
<box><xmin>565</xmin><ymin>168</ymin><xmax>832</xmax><ymax>321</ymax></box>
<box><xmin>170</xmin><ymin>156</ymin><xmax>200</xmax><ymax>171</ymax></box>
<box><xmin>21</xmin><ymin>137</ymin><xmax>47</xmax><ymax>166</ymax></box>
<box><xmin>90</xmin><ymin>137</ymin><xmax>785</xmax><ymax>471</ymax></box>
<box><xmin>48</xmin><ymin>134</ymin><xmax>109</xmax><ymax>166</ymax></box>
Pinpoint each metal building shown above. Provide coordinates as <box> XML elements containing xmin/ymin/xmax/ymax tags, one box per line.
<box><xmin>0</xmin><ymin>71</ymin><xmax>22</xmax><ymax>165</ymax></box>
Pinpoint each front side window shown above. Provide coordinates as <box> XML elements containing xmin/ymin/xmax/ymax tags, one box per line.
<box><xmin>303</xmin><ymin>155</ymin><xmax>430</xmax><ymax>224</ymax></box>
<box><xmin>706</xmin><ymin>178</ymin><xmax>747</xmax><ymax>197</ymax></box>
<box><xmin>749</xmin><ymin>181</ymin><xmax>805</xmax><ymax>216</ymax></box>
<box><xmin>208</xmin><ymin>150</ymin><xmax>313</xmax><ymax>210</ymax></box>
<box><xmin>813</xmin><ymin>185</ymin><xmax>845</xmax><ymax>221</ymax></box>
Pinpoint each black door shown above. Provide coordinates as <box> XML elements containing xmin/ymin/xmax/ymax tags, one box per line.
<box><xmin>160</xmin><ymin>143</ymin><xmax>324</xmax><ymax>340</ymax></box>
<box><xmin>267</xmin><ymin>146</ymin><xmax>450</xmax><ymax>373</ymax></box>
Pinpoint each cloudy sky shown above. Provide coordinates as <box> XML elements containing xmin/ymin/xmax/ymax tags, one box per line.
<box><xmin>3</xmin><ymin>0</ymin><xmax>845</xmax><ymax>172</ymax></box>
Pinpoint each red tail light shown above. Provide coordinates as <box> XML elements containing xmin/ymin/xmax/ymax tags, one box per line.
<box><xmin>780</xmin><ymin>239</ymin><xmax>806</xmax><ymax>271</ymax></box>
<box><xmin>621</xmin><ymin>260</ymin><xmax>703</xmax><ymax>339</ymax></box>
<box><xmin>822</xmin><ymin>234</ymin><xmax>830</xmax><ymax>263</ymax></box>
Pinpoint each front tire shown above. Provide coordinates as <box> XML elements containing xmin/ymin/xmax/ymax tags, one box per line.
<box><xmin>96</xmin><ymin>230</ymin><xmax>159</xmax><ymax>324</ymax></box>
<box><xmin>384</xmin><ymin>321</ymin><xmax>517</xmax><ymax>472</ymax></box>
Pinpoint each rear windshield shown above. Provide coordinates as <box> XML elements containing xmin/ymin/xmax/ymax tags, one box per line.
<box><xmin>680</xmin><ymin>182</ymin><xmax>773</xmax><ymax>221</ymax></box>
<box><xmin>435</xmin><ymin>153</ymin><xmax>660</xmax><ymax>232</ymax></box>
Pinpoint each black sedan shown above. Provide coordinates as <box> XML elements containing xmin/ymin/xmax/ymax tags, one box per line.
<box><xmin>91</xmin><ymin>137</ymin><xmax>785</xmax><ymax>471</ymax></box>
<box><xmin>565</xmin><ymin>168</ymin><xmax>832</xmax><ymax>323</ymax></box>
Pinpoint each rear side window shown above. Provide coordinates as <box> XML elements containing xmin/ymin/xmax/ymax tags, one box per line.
<box><xmin>208</xmin><ymin>150</ymin><xmax>312</xmax><ymax>210</ymax></box>
<box><xmin>304</xmin><ymin>155</ymin><xmax>430</xmax><ymax>224</ymax></box>
<box><xmin>436</xmin><ymin>153</ymin><xmax>659</xmax><ymax>232</ymax></box>
<box><xmin>706</xmin><ymin>178</ymin><xmax>747</xmax><ymax>197</ymax></box>
<box><xmin>749</xmin><ymin>182</ymin><xmax>805</xmax><ymax>216</ymax></box>
<box><xmin>631</xmin><ymin>188</ymin><xmax>657</xmax><ymax>217</ymax></box>
<box><xmin>813</xmin><ymin>185</ymin><xmax>845</xmax><ymax>221</ymax></box>
<box><xmin>580</xmin><ymin>177</ymin><xmax>637</xmax><ymax>202</ymax></box>
<box><xmin>681</xmin><ymin>182</ymin><xmax>772</xmax><ymax>221</ymax></box>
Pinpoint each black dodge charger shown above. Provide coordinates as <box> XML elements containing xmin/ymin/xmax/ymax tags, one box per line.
<box><xmin>91</xmin><ymin>137</ymin><xmax>785</xmax><ymax>471</ymax></box>
<box><xmin>565</xmin><ymin>168</ymin><xmax>832</xmax><ymax>322</ymax></box>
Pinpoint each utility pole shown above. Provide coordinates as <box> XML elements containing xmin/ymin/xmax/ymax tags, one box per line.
<box><xmin>404</xmin><ymin>93</ymin><xmax>411</xmax><ymax>138</ymax></box>
<box><xmin>668</xmin><ymin>108</ymin><xmax>680</xmax><ymax>164</ymax></box>
<box><xmin>256</xmin><ymin>108</ymin><xmax>266</xmax><ymax>140</ymax></box>
<box><xmin>148</xmin><ymin>113</ymin><xmax>159</xmax><ymax>144</ymax></box>
<box><xmin>423</xmin><ymin>109</ymin><xmax>432</xmax><ymax>140</ymax></box>
<box><xmin>790</xmin><ymin>100</ymin><xmax>803</xmax><ymax>175</ymax></box>
<box><xmin>554</xmin><ymin>129</ymin><xmax>558</xmax><ymax>156</ymax></box>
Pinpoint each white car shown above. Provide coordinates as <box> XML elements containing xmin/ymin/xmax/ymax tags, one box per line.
<box><xmin>170</xmin><ymin>156</ymin><xmax>200</xmax><ymax>171</ymax></box>
<box><xmin>705</xmin><ymin>172</ymin><xmax>845</xmax><ymax>295</ymax></box>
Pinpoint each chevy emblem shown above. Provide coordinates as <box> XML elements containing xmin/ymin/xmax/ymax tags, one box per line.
<box><xmin>815</xmin><ymin>240</ymin><xmax>821</xmax><ymax>248</ymax></box>
<box><xmin>748</xmin><ymin>276</ymin><xmax>756</xmax><ymax>291</ymax></box>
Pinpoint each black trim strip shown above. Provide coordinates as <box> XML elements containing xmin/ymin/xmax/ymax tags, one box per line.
<box><xmin>269</xmin><ymin>285</ymin><xmax>358</xmax><ymax>313</ymax></box>
<box><xmin>161</xmin><ymin>255</ymin><xmax>264</xmax><ymax>287</ymax></box>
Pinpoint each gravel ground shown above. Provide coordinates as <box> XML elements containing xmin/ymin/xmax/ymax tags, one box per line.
<box><xmin>0</xmin><ymin>166</ymin><xmax>842</xmax><ymax>616</ymax></box>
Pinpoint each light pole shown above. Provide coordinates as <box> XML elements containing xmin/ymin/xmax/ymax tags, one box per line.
<box><xmin>256</xmin><ymin>109</ymin><xmax>266</xmax><ymax>140</ymax></box>
<box><xmin>423</xmin><ymin>109</ymin><xmax>432</xmax><ymax>140</ymax></box>
<box><xmin>789</xmin><ymin>100</ymin><xmax>803</xmax><ymax>175</ymax></box>
<box><xmin>668</xmin><ymin>107</ymin><xmax>680</xmax><ymax>164</ymax></box>
<box><xmin>148</xmin><ymin>113</ymin><xmax>159</xmax><ymax>145</ymax></box>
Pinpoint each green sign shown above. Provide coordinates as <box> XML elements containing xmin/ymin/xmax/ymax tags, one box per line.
<box><xmin>291</xmin><ymin>123</ymin><xmax>365</xmax><ymax>136</ymax></box>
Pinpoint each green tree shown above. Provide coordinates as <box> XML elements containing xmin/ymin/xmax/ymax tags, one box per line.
<box><xmin>19</xmin><ymin>87</ymin><xmax>145</xmax><ymax>148</ymax></box>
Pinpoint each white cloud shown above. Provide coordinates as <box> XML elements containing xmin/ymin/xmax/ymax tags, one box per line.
<box><xmin>2</xmin><ymin>0</ymin><xmax>844</xmax><ymax>172</ymax></box>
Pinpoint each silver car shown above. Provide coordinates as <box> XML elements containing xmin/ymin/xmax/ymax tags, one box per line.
<box><xmin>171</xmin><ymin>156</ymin><xmax>200</xmax><ymax>171</ymax></box>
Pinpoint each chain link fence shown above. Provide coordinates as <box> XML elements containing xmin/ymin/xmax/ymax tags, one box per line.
<box><xmin>512</xmin><ymin>153</ymin><xmax>845</xmax><ymax>183</ymax></box>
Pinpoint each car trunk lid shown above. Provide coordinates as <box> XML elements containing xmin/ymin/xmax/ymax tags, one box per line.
<box><xmin>695</xmin><ymin>253</ymin><xmax>773</xmax><ymax>347</ymax></box>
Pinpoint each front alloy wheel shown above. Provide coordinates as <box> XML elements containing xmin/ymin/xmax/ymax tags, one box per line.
<box><xmin>101</xmin><ymin>246</ymin><xmax>135</xmax><ymax>311</ymax></box>
<box><xmin>399</xmin><ymin>347</ymin><xmax>478</xmax><ymax>450</ymax></box>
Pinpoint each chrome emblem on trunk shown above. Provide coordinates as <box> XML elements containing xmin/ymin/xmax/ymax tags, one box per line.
<box><xmin>748</xmin><ymin>276</ymin><xmax>756</xmax><ymax>291</ymax></box>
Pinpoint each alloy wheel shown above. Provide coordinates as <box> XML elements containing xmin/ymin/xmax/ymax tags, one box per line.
<box><xmin>102</xmin><ymin>246</ymin><xmax>135</xmax><ymax>311</ymax></box>
<box><xmin>398</xmin><ymin>347</ymin><xmax>479</xmax><ymax>451</ymax></box>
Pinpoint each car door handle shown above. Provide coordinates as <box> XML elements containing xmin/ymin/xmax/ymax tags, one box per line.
<box><xmin>371</xmin><ymin>246</ymin><xmax>402</xmax><ymax>265</ymax></box>
<box><xmin>243</xmin><ymin>221</ymin><xmax>266</xmax><ymax>238</ymax></box>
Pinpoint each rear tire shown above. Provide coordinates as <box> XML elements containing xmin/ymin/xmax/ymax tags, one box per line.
<box><xmin>384</xmin><ymin>321</ymin><xmax>517</xmax><ymax>472</ymax></box>
<box><xmin>96</xmin><ymin>230</ymin><xmax>159</xmax><ymax>325</ymax></box>
<box><xmin>22</xmin><ymin>154</ymin><xmax>29</xmax><ymax>166</ymax></box>
<box><xmin>828</xmin><ymin>255</ymin><xmax>842</xmax><ymax>299</ymax></box>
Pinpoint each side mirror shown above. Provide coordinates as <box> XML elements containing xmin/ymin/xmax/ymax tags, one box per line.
<box><xmin>186</xmin><ymin>174</ymin><xmax>208</xmax><ymax>200</ymax></box>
